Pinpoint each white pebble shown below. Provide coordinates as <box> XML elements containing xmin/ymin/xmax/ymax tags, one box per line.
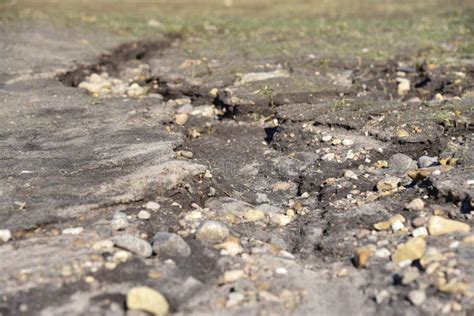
<box><xmin>412</xmin><ymin>227</ymin><xmax>428</xmax><ymax>237</ymax></box>
<box><xmin>137</xmin><ymin>210</ymin><xmax>151</xmax><ymax>220</ymax></box>
<box><xmin>391</xmin><ymin>220</ymin><xmax>404</xmax><ymax>232</ymax></box>
<box><xmin>375</xmin><ymin>248</ymin><xmax>391</xmax><ymax>258</ymax></box>
<box><xmin>321</xmin><ymin>135</ymin><xmax>332</xmax><ymax>142</ymax></box>
<box><xmin>275</xmin><ymin>267</ymin><xmax>288</xmax><ymax>275</ymax></box>
<box><xmin>342</xmin><ymin>139</ymin><xmax>354</xmax><ymax>146</ymax></box>
<box><xmin>62</xmin><ymin>227</ymin><xmax>84</xmax><ymax>235</ymax></box>
<box><xmin>0</xmin><ymin>229</ymin><xmax>12</xmax><ymax>242</ymax></box>
<box><xmin>145</xmin><ymin>201</ymin><xmax>161</xmax><ymax>211</ymax></box>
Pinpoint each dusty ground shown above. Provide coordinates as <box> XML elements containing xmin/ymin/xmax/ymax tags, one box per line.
<box><xmin>0</xmin><ymin>0</ymin><xmax>474</xmax><ymax>315</ymax></box>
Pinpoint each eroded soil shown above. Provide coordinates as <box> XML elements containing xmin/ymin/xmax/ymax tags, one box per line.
<box><xmin>1</xmin><ymin>2</ymin><xmax>474</xmax><ymax>315</ymax></box>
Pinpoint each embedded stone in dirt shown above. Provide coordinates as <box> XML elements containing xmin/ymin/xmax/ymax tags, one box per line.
<box><xmin>195</xmin><ymin>220</ymin><xmax>230</xmax><ymax>243</ymax></box>
<box><xmin>111</xmin><ymin>234</ymin><xmax>152</xmax><ymax>257</ymax></box>
<box><xmin>392</xmin><ymin>237</ymin><xmax>426</xmax><ymax>264</ymax></box>
<box><xmin>428</xmin><ymin>216</ymin><xmax>470</xmax><ymax>236</ymax></box>
<box><xmin>388</xmin><ymin>153</ymin><xmax>417</xmax><ymax>174</ymax></box>
<box><xmin>376</xmin><ymin>176</ymin><xmax>401</xmax><ymax>192</ymax></box>
<box><xmin>152</xmin><ymin>232</ymin><xmax>191</xmax><ymax>257</ymax></box>
<box><xmin>0</xmin><ymin>229</ymin><xmax>12</xmax><ymax>242</ymax></box>
<box><xmin>127</xmin><ymin>286</ymin><xmax>169</xmax><ymax>316</ymax></box>
<box><xmin>405</xmin><ymin>198</ymin><xmax>425</xmax><ymax>211</ymax></box>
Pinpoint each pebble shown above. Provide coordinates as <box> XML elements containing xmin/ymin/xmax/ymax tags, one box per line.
<box><xmin>176</xmin><ymin>150</ymin><xmax>193</xmax><ymax>159</ymax></box>
<box><xmin>111</xmin><ymin>212</ymin><xmax>128</xmax><ymax>231</ymax></box>
<box><xmin>243</xmin><ymin>209</ymin><xmax>265</xmax><ymax>221</ymax></box>
<box><xmin>127</xmin><ymin>286</ymin><xmax>169</xmax><ymax>316</ymax></box>
<box><xmin>418</xmin><ymin>156</ymin><xmax>438</xmax><ymax>168</ymax></box>
<box><xmin>344</xmin><ymin>170</ymin><xmax>358</xmax><ymax>180</ymax></box>
<box><xmin>374</xmin><ymin>214</ymin><xmax>406</xmax><ymax>231</ymax></box>
<box><xmin>388</xmin><ymin>153</ymin><xmax>417</xmax><ymax>174</ymax></box>
<box><xmin>61</xmin><ymin>227</ymin><xmax>84</xmax><ymax>235</ymax></box>
<box><xmin>405</xmin><ymin>198</ymin><xmax>425</xmax><ymax>211</ymax></box>
<box><xmin>0</xmin><ymin>229</ymin><xmax>12</xmax><ymax>242</ymax></box>
<box><xmin>376</xmin><ymin>176</ymin><xmax>401</xmax><ymax>192</ymax></box>
<box><xmin>428</xmin><ymin>216</ymin><xmax>470</xmax><ymax>236</ymax></box>
<box><xmin>407</xmin><ymin>289</ymin><xmax>426</xmax><ymax>306</ymax></box>
<box><xmin>152</xmin><ymin>232</ymin><xmax>191</xmax><ymax>257</ymax></box>
<box><xmin>392</xmin><ymin>237</ymin><xmax>426</xmax><ymax>264</ymax></box>
<box><xmin>92</xmin><ymin>239</ymin><xmax>114</xmax><ymax>251</ymax></box>
<box><xmin>391</xmin><ymin>220</ymin><xmax>404</xmax><ymax>232</ymax></box>
<box><xmin>321</xmin><ymin>135</ymin><xmax>332</xmax><ymax>142</ymax></box>
<box><xmin>412</xmin><ymin>227</ymin><xmax>428</xmax><ymax>237</ymax></box>
<box><xmin>375</xmin><ymin>248</ymin><xmax>391</xmax><ymax>258</ymax></box>
<box><xmin>397</xmin><ymin>78</ymin><xmax>410</xmax><ymax>95</ymax></box>
<box><xmin>355</xmin><ymin>247</ymin><xmax>373</xmax><ymax>268</ymax></box>
<box><xmin>375</xmin><ymin>290</ymin><xmax>390</xmax><ymax>304</ymax></box>
<box><xmin>175</xmin><ymin>113</ymin><xmax>189</xmax><ymax>126</ymax></box>
<box><xmin>402</xmin><ymin>267</ymin><xmax>420</xmax><ymax>285</ymax></box>
<box><xmin>218</xmin><ymin>269</ymin><xmax>245</xmax><ymax>284</ymax></box>
<box><xmin>195</xmin><ymin>220</ymin><xmax>230</xmax><ymax>243</ymax></box>
<box><xmin>145</xmin><ymin>201</ymin><xmax>161</xmax><ymax>211</ymax></box>
<box><xmin>412</xmin><ymin>217</ymin><xmax>427</xmax><ymax>227</ymax></box>
<box><xmin>275</xmin><ymin>267</ymin><xmax>288</xmax><ymax>275</ymax></box>
<box><xmin>270</xmin><ymin>214</ymin><xmax>292</xmax><ymax>226</ymax></box>
<box><xmin>137</xmin><ymin>210</ymin><xmax>151</xmax><ymax>220</ymax></box>
<box><xmin>342</xmin><ymin>139</ymin><xmax>354</xmax><ymax>146</ymax></box>
<box><xmin>111</xmin><ymin>235</ymin><xmax>152</xmax><ymax>258</ymax></box>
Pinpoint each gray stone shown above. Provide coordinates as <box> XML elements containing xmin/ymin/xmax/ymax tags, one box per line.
<box><xmin>195</xmin><ymin>220</ymin><xmax>230</xmax><ymax>243</ymax></box>
<box><xmin>111</xmin><ymin>235</ymin><xmax>152</xmax><ymax>257</ymax></box>
<box><xmin>407</xmin><ymin>289</ymin><xmax>426</xmax><ymax>306</ymax></box>
<box><xmin>111</xmin><ymin>212</ymin><xmax>128</xmax><ymax>231</ymax></box>
<box><xmin>152</xmin><ymin>232</ymin><xmax>191</xmax><ymax>257</ymax></box>
<box><xmin>388</xmin><ymin>153</ymin><xmax>417</xmax><ymax>174</ymax></box>
<box><xmin>418</xmin><ymin>156</ymin><xmax>438</xmax><ymax>168</ymax></box>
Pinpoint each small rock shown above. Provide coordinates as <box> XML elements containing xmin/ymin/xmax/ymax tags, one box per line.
<box><xmin>0</xmin><ymin>229</ymin><xmax>12</xmax><ymax>242</ymax></box>
<box><xmin>342</xmin><ymin>139</ymin><xmax>354</xmax><ymax>146</ymax></box>
<box><xmin>397</xmin><ymin>78</ymin><xmax>410</xmax><ymax>95</ymax></box>
<box><xmin>392</xmin><ymin>237</ymin><xmax>426</xmax><ymax>264</ymax></box>
<box><xmin>111</xmin><ymin>212</ymin><xmax>128</xmax><ymax>231</ymax></box>
<box><xmin>407</xmin><ymin>289</ymin><xmax>426</xmax><ymax>306</ymax></box>
<box><xmin>145</xmin><ymin>201</ymin><xmax>161</xmax><ymax>211</ymax></box>
<box><xmin>61</xmin><ymin>227</ymin><xmax>84</xmax><ymax>235</ymax></box>
<box><xmin>376</xmin><ymin>176</ymin><xmax>401</xmax><ymax>192</ymax></box>
<box><xmin>375</xmin><ymin>248</ymin><xmax>391</xmax><ymax>258</ymax></box>
<box><xmin>92</xmin><ymin>239</ymin><xmax>114</xmax><ymax>251</ymax></box>
<box><xmin>127</xmin><ymin>286</ymin><xmax>169</xmax><ymax>316</ymax></box>
<box><xmin>388</xmin><ymin>153</ymin><xmax>417</xmax><ymax>174</ymax></box>
<box><xmin>405</xmin><ymin>198</ymin><xmax>425</xmax><ymax>211</ymax></box>
<box><xmin>152</xmin><ymin>232</ymin><xmax>191</xmax><ymax>257</ymax></box>
<box><xmin>175</xmin><ymin>113</ymin><xmax>189</xmax><ymax>126</ymax></box>
<box><xmin>195</xmin><ymin>220</ymin><xmax>230</xmax><ymax>243</ymax></box>
<box><xmin>270</xmin><ymin>214</ymin><xmax>292</xmax><ymax>226</ymax></box>
<box><xmin>176</xmin><ymin>150</ymin><xmax>193</xmax><ymax>159</ymax></box>
<box><xmin>402</xmin><ymin>267</ymin><xmax>420</xmax><ymax>285</ymax></box>
<box><xmin>412</xmin><ymin>227</ymin><xmax>428</xmax><ymax>237</ymax></box>
<box><xmin>243</xmin><ymin>209</ymin><xmax>265</xmax><ymax>221</ymax></box>
<box><xmin>214</xmin><ymin>237</ymin><xmax>243</xmax><ymax>256</ymax></box>
<box><xmin>412</xmin><ymin>217</ymin><xmax>427</xmax><ymax>227</ymax></box>
<box><xmin>418</xmin><ymin>156</ymin><xmax>438</xmax><ymax>168</ymax></box>
<box><xmin>137</xmin><ymin>210</ymin><xmax>151</xmax><ymax>220</ymax></box>
<box><xmin>391</xmin><ymin>220</ymin><xmax>404</xmax><ymax>232</ymax></box>
<box><xmin>344</xmin><ymin>170</ymin><xmax>358</xmax><ymax>180</ymax></box>
<box><xmin>218</xmin><ymin>269</ymin><xmax>245</xmax><ymax>284</ymax></box>
<box><xmin>374</xmin><ymin>214</ymin><xmax>406</xmax><ymax>231</ymax></box>
<box><xmin>428</xmin><ymin>216</ymin><xmax>470</xmax><ymax>236</ymax></box>
<box><xmin>112</xmin><ymin>235</ymin><xmax>152</xmax><ymax>258</ymax></box>
<box><xmin>375</xmin><ymin>290</ymin><xmax>390</xmax><ymax>304</ymax></box>
<box><xmin>321</xmin><ymin>135</ymin><xmax>332</xmax><ymax>142</ymax></box>
<box><xmin>396</xmin><ymin>129</ymin><xmax>410</xmax><ymax>138</ymax></box>
<box><xmin>355</xmin><ymin>247</ymin><xmax>373</xmax><ymax>268</ymax></box>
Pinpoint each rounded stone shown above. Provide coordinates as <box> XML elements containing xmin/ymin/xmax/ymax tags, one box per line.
<box><xmin>195</xmin><ymin>220</ymin><xmax>230</xmax><ymax>243</ymax></box>
<box><xmin>152</xmin><ymin>232</ymin><xmax>191</xmax><ymax>257</ymax></box>
<box><xmin>111</xmin><ymin>234</ymin><xmax>152</xmax><ymax>258</ymax></box>
<box><xmin>127</xmin><ymin>286</ymin><xmax>169</xmax><ymax>316</ymax></box>
<box><xmin>418</xmin><ymin>156</ymin><xmax>438</xmax><ymax>168</ymax></box>
<box><xmin>388</xmin><ymin>153</ymin><xmax>417</xmax><ymax>174</ymax></box>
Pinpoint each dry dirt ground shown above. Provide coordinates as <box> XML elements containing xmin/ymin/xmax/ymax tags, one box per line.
<box><xmin>0</xmin><ymin>1</ymin><xmax>474</xmax><ymax>315</ymax></box>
